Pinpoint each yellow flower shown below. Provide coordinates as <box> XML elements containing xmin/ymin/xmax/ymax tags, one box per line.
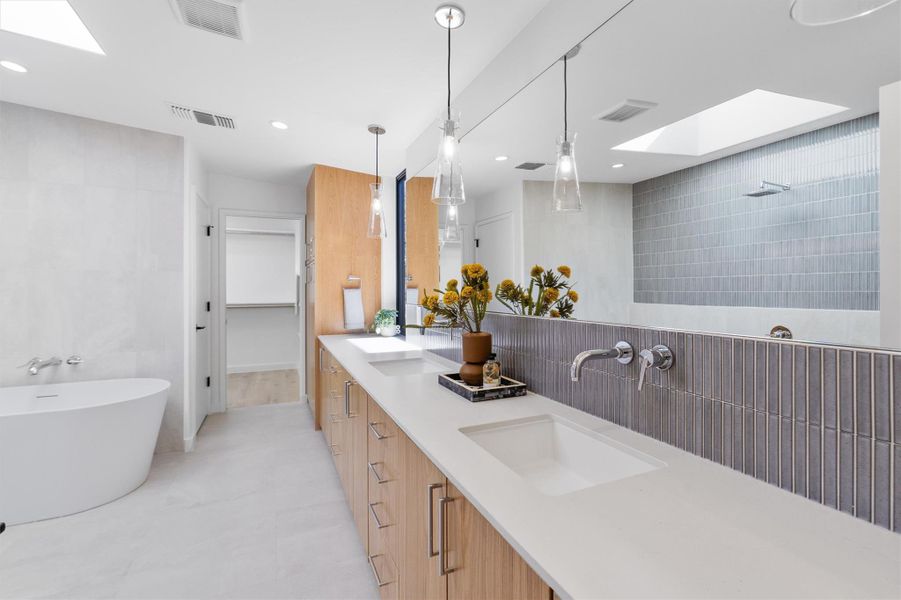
<box><xmin>460</xmin><ymin>264</ymin><xmax>471</xmax><ymax>275</ymax></box>
<box><xmin>477</xmin><ymin>289</ymin><xmax>493</xmax><ymax>303</ymax></box>
<box><xmin>422</xmin><ymin>313</ymin><xmax>435</xmax><ymax>327</ymax></box>
<box><xmin>550</xmin><ymin>309</ymin><xmax>560</xmax><ymax>318</ymax></box>
<box><xmin>443</xmin><ymin>290</ymin><xmax>459</xmax><ymax>304</ymax></box>
<box><xmin>567</xmin><ymin>289</ymin><xmax>579</xmax><ymax>302</ymax></box>
<box><xmin>423</xmin><ymin>295</ymin><xmax>439</xmax><ymax>311</ymax></box>
<box><xmin>466</xmin><ymin>263</ymin><xmax>487</xmax><ymax>279</ymax></box>
<box><xmin>446</xmin><ymin>279</ymin><xmax>458</xmax><ymax>290</ymax></box>
<box><xmin>460</xmin><ymin>285</ymin><xmax>474</xmax><ymax>299</ymax></box>
<box><xmin>499</xmin><ymin>279</ymin><xmax>515</xmax><ymax>291</ymax></box>
<box><xmin>530</xmin><ymin>265</ymin><xmax>545</xmax><ymax>278</ymax></box>
<box><xmin>557</xmin><ymin>265</ymin><xmax>572</xmax><ymax>278</ymax></box>
<box><xmin>544</xmin><ymin>288</ymin><xmax>560</xmax><ymax>302</ymax></box>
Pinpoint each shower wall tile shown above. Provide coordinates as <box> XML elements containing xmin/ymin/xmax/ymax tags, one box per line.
<box><xmin>633</xmin><ymin>114</ymin><xmax>879</xmax><ymax>310</ymax></box>
<box><xmin>423</xmin><ymin>311</ymin><xmax>900</xmax><ymax>533</ymax></box>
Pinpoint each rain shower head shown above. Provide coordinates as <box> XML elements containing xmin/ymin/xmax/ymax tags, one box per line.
<box><xmin>744</xmin><ymin>180</ymin><xmax>791</xmax><ymax>197</ymax></box>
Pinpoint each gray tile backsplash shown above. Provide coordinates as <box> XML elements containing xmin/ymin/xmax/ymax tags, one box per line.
<box><xmin>421</xmin><ymin>312</ymin><xmax>899</xmax><ymax>533</ymax></box>
<box><xmin>633</xmin><ymin>114</ymin><xmax>880</xmax><ymax>310</ymax></box>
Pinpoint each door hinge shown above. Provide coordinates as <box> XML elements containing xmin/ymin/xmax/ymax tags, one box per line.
<box><xmin>206</xmin><ymin>225</ymin><xmax>214</xmax><ymax>237</ymax></box>
<box><xmin>206</xmin><ymin>376</ymin><xmax>211</xmax><ymax>387</ymax></box>
<box><xmin>475</xmin><ymin>238</ymin><xmax>480</xmax><ymax>248</ymax></box>
<box><xmin>206</xmin><ymin>301</ymin><xmax>211</xmax><ymax>312</ymax></box>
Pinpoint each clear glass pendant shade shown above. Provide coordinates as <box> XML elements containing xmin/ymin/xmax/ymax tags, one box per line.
<box><xmin>432</xmin><ymin>110</ymin><xmax>465</xmax><ymax>206</ymax></box>
<box><xmin>441</xmin><ymin>204</ymin><xmax>461</xmax><ymax>243</ymax></box>
<box><xmin>367</xmin><ymin>183</ymin><xmax>387</xmax><ymax>239</ymax></box>
<box><xmin>553</xmin><ymin>132</ymin><xmax>581</xmax><ymax>212</ymax></box>
<box><xmin>789</xmin><ymin>0</ymin><xmax>899</xmax><ymax>25</ymax></box>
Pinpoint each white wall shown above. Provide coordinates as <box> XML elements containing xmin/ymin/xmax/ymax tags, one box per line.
<box><xmin>0</xmin><ymin>102</ymin><xmax>187</xmax><ymax>453</ymax></box>
<box><xmin>880</xmin><ymin>81</ymin><xmax>901</xmax><ymax>349</ymax></box>
<box><xmin>473</xmin><ymin>182</ymin><xmax>524</xmax><ymax>281</ymax></box>
<box><xmin>522</xmin><ymin>181</ymin><xmax>633</xmax><ymax>323</ymax></box>
<box><xmin>226</xmin><ymin>307</ymin><xmax>300</xmax><ymax>373</ymax></box>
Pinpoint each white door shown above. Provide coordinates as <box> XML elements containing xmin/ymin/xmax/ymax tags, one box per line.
<box><xmin>194</xmin><ymin>194</ymin><xmax>212</xmax><ymax>435</ymax></box>
<box><xmin>475</xmin><ymin>213</ymin><xmax>514</xmax><ymax>310</ymax></box>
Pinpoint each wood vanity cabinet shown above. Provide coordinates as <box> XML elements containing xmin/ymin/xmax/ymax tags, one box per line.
<box><xmin>322</xmin><ymin>355</ymin><xmax>552</xmax><ymax>600</ymax></box>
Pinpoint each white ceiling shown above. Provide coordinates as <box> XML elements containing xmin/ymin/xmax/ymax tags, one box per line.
<box><xmin>0</xmin><ymin>0</ymin><xmax>551</xmax><ymax>185</ymax></box>
<box><xmin>450</xmin><ymin>0</ymin><xmax>901</xmax><ymax>196</ymax></box>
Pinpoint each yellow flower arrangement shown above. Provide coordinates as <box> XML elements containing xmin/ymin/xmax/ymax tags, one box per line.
<box><xmin>494</xmin><ymin>265</ymin><xmax>579</xmax><ymax>319</ymax></box>
<box><xmin>418</xmin><ymin>263</ymin><xmax>491</xmax><ymax>333</ymax></box>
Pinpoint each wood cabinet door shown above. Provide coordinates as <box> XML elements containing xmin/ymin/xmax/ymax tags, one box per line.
<box><xmin>445</xmin><ymin>483</ymin><xmax>550</xmax><ymax>600</ymax></box>
<box><xmin>400</xmin><ymin>433</ymin><xmax>448</xmax><ymax>600</ymax></box>
<box><xmin>350</xmin><ymin>383</ymin><xmax>369</xmax><ymax>549</ymax></box>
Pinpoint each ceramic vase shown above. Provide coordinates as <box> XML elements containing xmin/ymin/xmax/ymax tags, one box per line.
<box><xmin>460</xmin><ymin>332</ymin><xmax>492</xmax><ymax>386</ymax></box>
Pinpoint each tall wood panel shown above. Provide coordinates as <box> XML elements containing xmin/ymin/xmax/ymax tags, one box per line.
<box><xmin>405</xmin><ymin>176</ymin><xmax>439</xmax><ymax>302</ymax></box>
<box><xmin>308</xmin><ymin>164</ymin><xmax>381</xmax><ymax>429</ymax></box>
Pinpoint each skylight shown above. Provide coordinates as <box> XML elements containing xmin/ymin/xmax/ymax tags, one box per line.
<box><xmin>0</xmin><ymin>0</ymin><xmax>104</xmax><ymax>55</ymax></box>
<box><xmin>612</xmin><ymin>89</ymin><xmax>847</xmax><ymax>156</ymax></box>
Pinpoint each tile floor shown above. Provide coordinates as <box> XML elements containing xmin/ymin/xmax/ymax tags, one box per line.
<box><xmin>0</xmin><ymin>402</ymin><xmax>378</xmax><ymax>599</ymax></box>
<box><xmin>227</xmin><ymin>370</ymin><xmax>301</xmax><ymax>409</ymax></box>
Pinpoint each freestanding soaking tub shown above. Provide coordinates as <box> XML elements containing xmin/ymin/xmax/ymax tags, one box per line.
<box><xmin>0</xmin><ymin>378</ymin><xmax>169</xmax><ymax>525</ymax></box>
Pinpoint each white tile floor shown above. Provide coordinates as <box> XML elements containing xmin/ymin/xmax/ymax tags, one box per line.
<box><xmin>0</xmin><ymin>402</ymin><xmax>378</xmax><ymax>600</ymax></box>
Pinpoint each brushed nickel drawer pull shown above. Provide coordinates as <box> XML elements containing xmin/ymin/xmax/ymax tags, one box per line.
<box><xmin>367</xmin><ymin>461</ymin><xmax>387</xmax><ymax>484</ymax></box>
<box><xmin>368</xmin><ymin>502</ymin><xmax>389</xmax><ymax>529</ymax></box>
<box><xmin>329</xmin><ymin>443</ymin><xmax>341</xmax><ymax>456</ymax></box>
<box><xmin>368</xmin><ymin>421</ymin><xmax>388</xmax><ymax>440</ymax></box>
<box><xmin>319</xmin><ymin>347</ymin><xmax>324</xmax><ymax>372</ymax></box>
<box><xmin>368</xmin><ymin>554</ymin><xmax>392</xmax><ymax>588</ymax></box>
<box><xmin>438</xmin><ymin>496</ymin><xmax>455</xmax><ymax>576</ymax></box>
<box><xmin>426</xmin><ymin>483</ymin><xmax>443</xmax><ymax>558</ymax></box>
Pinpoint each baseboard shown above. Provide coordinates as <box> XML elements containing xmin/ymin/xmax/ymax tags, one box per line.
<box><xmin>227</xmin><ymin>363</ymin><xmax>297</xmax><ymax>374</ymax></box>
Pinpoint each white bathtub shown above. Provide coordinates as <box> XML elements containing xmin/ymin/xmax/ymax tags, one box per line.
<box><xmin>0</xmin><ymin>378</ymin><xmax>169</xmax><ymax>525</ymax></box>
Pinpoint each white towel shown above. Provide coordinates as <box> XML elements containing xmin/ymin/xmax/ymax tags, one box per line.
<box><xmin>343</xmin><ymin>287</ymin><xmax>365</xmax><ymax>331</ymax></box>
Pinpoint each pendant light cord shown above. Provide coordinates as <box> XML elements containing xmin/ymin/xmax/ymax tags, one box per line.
<box><xmin>447</xmin><ymin>12</ymin><xmax>452</xmax><ymax>120</ymax></box>
<box><xmin>375</xmin><ymin>131</ymin><xmax>379</xmax><ymax>184</ymax></box>
<box><xmin>563</xmin><ymin>54</ymin><xmax>568</xmax><ymax>138</ymax></box>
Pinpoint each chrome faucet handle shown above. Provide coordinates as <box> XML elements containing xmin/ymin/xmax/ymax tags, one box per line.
<box><xmin>66</xmin><ymin>355</ymin><xmax>83</xmax><ymax>365</ymax></box>
<box><xmin>637</xmin><ymin>345</ymin><xmax>674</xmax><ymax>391</ymax></box>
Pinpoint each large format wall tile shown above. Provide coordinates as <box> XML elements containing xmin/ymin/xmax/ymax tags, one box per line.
<box><xmin>425</xmin><ymin>312</ymin><xmax>900</xmax><ymax>533</ymax></box>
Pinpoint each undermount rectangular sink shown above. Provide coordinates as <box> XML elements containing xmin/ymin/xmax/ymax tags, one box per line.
<box><xmin>460</xmin><ymin>415</ymin><xmax>664</xmax><ymax>496</ymax></box>
<box><xmin>348</xmin><ymin>337</ymin><xmax>420</xmax><ymax>354</ymax></box>
<box><xmin>369</xmin><ymin>357</ymin><xmax>447</xmax><ymax>377</ymax></box>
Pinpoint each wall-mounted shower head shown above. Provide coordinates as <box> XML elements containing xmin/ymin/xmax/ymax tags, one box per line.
<box><xmin>744</xmin><ymin>180</ymin><xmax>791</xmax><ymax>197</ymax></box>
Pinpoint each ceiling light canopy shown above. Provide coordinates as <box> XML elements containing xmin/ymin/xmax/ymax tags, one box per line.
<box><xmin>0</xmin><ymin>59</ymin><xmax>27</xmax><ymax>72</ymax></box>
<box><xmin>789</xmin><ymin>0</ymin><xmax>899</xmax><ymax>26</ymax></box>
<box><xmin>0</xmin><ymin>0</ymin><xmax>104</xmax><ymax>55</ymax></box>
<box><xmin>270</xmin><ymin>120</ymin><xmax>288</xmax><ymax>130</ymax></box>
<box><xmin>612</xmin><ymin>89</ymin><xmax>848</xmax><ymax>157</ymax></box>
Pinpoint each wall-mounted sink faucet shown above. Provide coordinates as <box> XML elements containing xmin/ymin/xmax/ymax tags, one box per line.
<box><xmin>20</xmin><ymin>356</ymin><xmax>62</xmax><ymax>376</ymax></box>
<box><xmin>570</xmin><ymin>341</ymin><xmax>633</xmax><ymax>382</ymax></box>
<box><xmin>637</xmin><ymin>345</ymin><xmax>674</xmax><ymax>391</ymax></box>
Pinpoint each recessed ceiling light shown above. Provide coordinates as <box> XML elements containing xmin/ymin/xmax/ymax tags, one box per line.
<box><xmin>0</xmin><ymin>0</ymin><xmax>105</xmax><ymax>55</ymax></box>
<box><xmin>0</xmin><ymin>60</ymin><xmax>27</xmax><ymax>73</ymax></box>
<box><xmin>270</xmin><ymin>121</ymin><xmax>288</xmax><ymax>130</ymax></box>
<box><xmin>611</xmin><ymin>163</ymin><xmax>624</xmax><ymax>169</ymax></box>
<box><xmin>612</xmin><ymin>89</ymin><xmax>847</xmax><ymax>157</ymax></box>
<box><xmin>495</xmin><ymin>155</ymin><xmax>509</xmax><ymax>162</ymax></box>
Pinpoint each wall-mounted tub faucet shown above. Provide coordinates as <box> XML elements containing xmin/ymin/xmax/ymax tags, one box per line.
<box><xmin>20</xmin><ymin>356</ymin><xmax>62</xmax><ymax>376</ymax></box>
<box><xmin>637</xmin><ymin>345</ymin><xmax>674</xmax><ymax>391</ymax></box>
<box><xmin>570</xmin><ymin>341</ymin><xmax>633</xmax><ymax>382</ymax></box>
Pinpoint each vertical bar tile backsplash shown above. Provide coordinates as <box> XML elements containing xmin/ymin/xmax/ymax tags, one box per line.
<box><xmin>422</xmin><ymin>313</ymin><xmax>900</xmax><ymax>533</ymax></box>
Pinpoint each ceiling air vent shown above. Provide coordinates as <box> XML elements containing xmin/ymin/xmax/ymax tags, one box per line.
<box><xmin>169</xmin><ymin>103</ymin><xmax>236</xmax><ymax>129</ymax></box>
<box><xmin>594</xmin><ymin>99</ymin><xmax>658</xmax><ymax>123</ymax></box>
<box><xmin>515</xmin><ymin>162</ymin><xmax>548</xmax><ymax>171</ymax></box>
<box><xmin>170</xmin><ymin>0</ymin><xmax>245</xmax><ymax>40</ymax></box>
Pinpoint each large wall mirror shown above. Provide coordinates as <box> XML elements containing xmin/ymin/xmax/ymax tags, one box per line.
<box><xmin>401</xmin><ymin>0</ymin><xmax>901</xmax><ymax>350</ymax></box>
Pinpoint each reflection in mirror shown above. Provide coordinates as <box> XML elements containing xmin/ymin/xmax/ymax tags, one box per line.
<box><xmin>402</xmin><ymin>0</ymin><xmax>901</xmax><ymax>349</ymax></box>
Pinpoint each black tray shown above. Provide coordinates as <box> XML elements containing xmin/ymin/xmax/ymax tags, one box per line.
<box><xmin>438</xmin><ymin>372</ymin><xmax>527</xmax><ymax>402</ymax></box>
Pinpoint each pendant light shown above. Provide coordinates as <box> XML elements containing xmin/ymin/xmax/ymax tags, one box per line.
<box><xmin>367</xmin><ymin>124</ymin><xmax>388</xmax><ymax>239</ymax></box>
<box><xmin>431</xmin><ymin>4</ymin><xmax>466</xmax><ymax>206</ymax></box>
<box><xmin>553</xmin><ymin>46</ymin><xmax>582</xmax><ymax>212</ymax></box>
<box><xmin>442</xmin><ymin>204</ymin><xmax>461</xmax><ymax>243</ymax></box>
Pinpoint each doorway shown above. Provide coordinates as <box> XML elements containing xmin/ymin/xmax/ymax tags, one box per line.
<box><xmin>474</xmin><ymin>212</ymin><xmax>513</xmax><ymax>311</ymax></box>
<box><xmin>221</xmin><ymin>215</ymin><xmax>304</xmax><ymax>410</ymax></box>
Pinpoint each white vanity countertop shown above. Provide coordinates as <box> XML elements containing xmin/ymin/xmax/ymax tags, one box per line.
<box><xmin>319</xmin><ymin>334</ymin><xmax>901</xmax><ymax>600</ymax></box>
